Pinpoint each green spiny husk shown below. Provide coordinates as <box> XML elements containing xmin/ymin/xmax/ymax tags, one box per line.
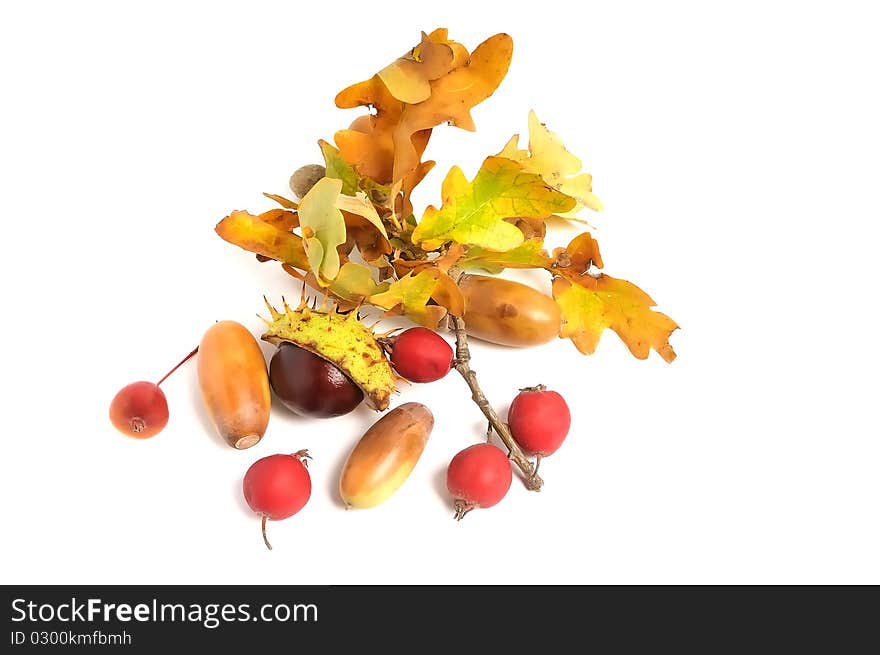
<box><xmin>261</xmin><ymin>297</ymin><xmax>396</xmax><ymax>410</ymax></box>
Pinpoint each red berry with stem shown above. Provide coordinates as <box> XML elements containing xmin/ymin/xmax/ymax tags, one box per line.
<box><xmin>446</xmin><ymin>443</ymin><xmax>512</xmax><ymax>520</ymax></box>
<box><xmin>109</xmin><ymin>347</ymin><xmax>198</xmax><ymax>439</ymax></box>
<box><xmin>243</xmin><ymin>451</ymin><xmax>312</xmax><ymax>550</ymax></box>
<box><xmin>507</xmin><ymin>385</ymin><xmax>571</xmax><ymax>457</ymax></box>
<box><xmin>387</xmin><ymin>327</ymin><xmax>453</xmax><ymax>383</ymax></box>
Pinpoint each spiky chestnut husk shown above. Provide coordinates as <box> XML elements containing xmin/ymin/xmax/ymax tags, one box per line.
<box><xmin>261</xmin><ymin>297</ymin><xmax>396</xmax><ymax>411</ymax></box>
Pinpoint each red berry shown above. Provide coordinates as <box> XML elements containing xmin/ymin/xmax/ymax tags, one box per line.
<box><xmin>109</xmin><ymin>381</ymin><xmax>169</xmax><ymax>439</ymax></box>
<box><xmin>389</xmin><ymin>327</ymin><xmax>453</xmax><ymax>383</ymax></box>
<box><xmin>446</xmin><ymin>443</ymin><xmax>512</xmax><ymax>520</ymax></box>
<box><xmin>109</xmin><ymin>347</ymin><xmax>198</xmax><ymax>439</ymax></box>
<box><xmin>507</xmin><ymin>385</ymin><xmax>571</xmax><ymax>456</ymax></box>
<box><xmin>243</xmin><ymin>451</ymin><xmax>312</xmax><ymax>550</ymax></box>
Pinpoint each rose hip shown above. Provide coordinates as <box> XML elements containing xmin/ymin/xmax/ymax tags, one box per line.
<box><xmin>243</xmin><ymin>451</ymin><xmax>312</xmax><ymax>550</ymax></box>
<box><xmin>446</xmin><ymin>443</ymin><xmax>513</xmax><ymax>520</ymax></box>
<box><xmin>507</xmin><ymin>385</ymin><xmax>571</xmax><ymax>457</ymax></box>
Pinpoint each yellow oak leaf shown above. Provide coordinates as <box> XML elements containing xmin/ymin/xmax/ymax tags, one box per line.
<box><xmin>215</xmin><ymin>209</ymin><xmax>308</xmax><ymax>270</ymax></box>
<box><xmin>498</xmin><ymin>110</ymin><xmax>603</xmax><ymax>215</ymax></box>
<box><xmin>368</xmin><ymin>269</ymin><xmax>462</xmax><ymax>327</ymax></box>
<box><xmin>327</xmin><ymin>262</ymin><xmax>386</xmax><ymax>305</ymax></box>
<box><xmin>552</xmin><ymin>275</ymin><xmax>678</xmax><ymax>362</ymax></box>
<box><xmin>281</xmin><ymin>262</ymin><xmax>385</xmax><ymax>313</ymax></box>
<box><xmin>336</xmin><ymin>192</ymin><xmax>388</xmax><ymax>240</ymax></box>
<box><xmin>411</xmin><ymin>156</ymin><xmax>576</xmax><ymax>251</ymax></box>
<box><xmin>459</xmin><ymin>239</ymin><xmax>551</xmax><ymax>274</ymax></box>
<box><xmin>298</xmin><ymin>177</ymin><xmax>347</xmax><ymax>283</ymax></box>
<box><xmin>321</xmin><ymin>136</ymin><xmax>425</xmax><ymax>227</ymax></box>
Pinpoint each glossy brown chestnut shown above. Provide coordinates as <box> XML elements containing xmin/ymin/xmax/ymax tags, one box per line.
<box><xmin>269</xmin><ymin>343</ymin><xmax>364</xmax><ymax>418</ymax></box>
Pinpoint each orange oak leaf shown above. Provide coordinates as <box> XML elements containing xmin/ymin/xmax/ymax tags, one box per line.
<box><xmin>215</xmin><ymin>209</ymin><xmax>308</xmax><ymax>269</ymax></box>
<box><xmin>391</xmin><ymin>258</ymin><xmax>432</xmax><ymax>278</ymax></box>
<box><xmin>335</xmin><ymin>31</ymin><xmax>513</xmax><ymax>185</ymax></box>
<box><xmin>551</xmin><ymin>232</ymin><xmax>604</xmax><ymax>279</ymax></box>
<box><xmin>263</xmin><ymin>193</ymin><xmax>298</xmax><ymax>210</ymax></box>
<box><xmin>378</xmin><ymin>31</ymin><xmax>457</xmax><ymax>104</ymax></box>
<box><xmin>552</xmin><ymin>275</ymin><xmax>678</xmax><ymax>362</ymax></box>
<box><xmin>391</xmin><ymin>244</ymin><xmax>465</xmax><ymax>276</ymax></box>
<box><xmin>425</xmin><ymin>28</ymin><xmax>470</xmax><ymax>68</ymax></box>
<box><xmin>336</xmin><ymin>191</ymin><xmax>392</xmax><ymax>263</ymax></box>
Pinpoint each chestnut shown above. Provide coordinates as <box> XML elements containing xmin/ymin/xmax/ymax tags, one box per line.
<box><xmin>269</xmin><ymin>343</ymin><xmax>364</xmax><ymax>418</ymax></box>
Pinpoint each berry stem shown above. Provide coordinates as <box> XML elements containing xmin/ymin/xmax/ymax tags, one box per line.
<box><xmin>157</xmin><ymin>346</ymin><xmax>199</xmax><ymax>386</ymax></box>
<box><xmin>453</xmin><ymin>499</ymin><xmax>476</xmax><ymax>521</ymax></box>
<box><xmin>450</xmin><ymin>315</ymin><xmax>543</xmax><ymax>491</ymax></box>
<box><xmin>261</xmin><ymin>514</ymin><xmax>273</xmax><ymax>551</ymax></box>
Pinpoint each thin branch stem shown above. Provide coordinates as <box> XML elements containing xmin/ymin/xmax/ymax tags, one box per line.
<box><xmin>450</xmin><ymin>315</ymin><xmax>543</xmax><ymax>491</ymax></box>
<box><xmin>157</xmin><ymin>347</ymin><xmax>199</xmax><ymax>387</ymax></box>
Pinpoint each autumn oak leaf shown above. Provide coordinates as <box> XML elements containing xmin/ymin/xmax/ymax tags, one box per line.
<box><xmin>499</xmin><ymin>110</ymin><xmax>603</xmax><ymax>215</ymax></box>
<box><xmin>319</xmin><ymin>139</ymin><xmax>392</xmax><ymax>205</ymax></box>
<box><xmin>368</xmin><ymin>269</ymin><xmax>463</xmax><ymax>327</ymax></box>
<box><xmin>553</xmin><ymin>275</ymin><xmax>678</xmax><ymax>362</ymax></box>
<box><xmin>215</xmin><ymin>208</ymin><xmax>308</xmax><ymax>270</ymax></box>
<box><xmin>325</xmin><ymin>262</ymin><xmax>386</xmax><ymax>306</ymax></box>
<box><xmin>377</xmin><ymin>30</ymin><xmax>459</xmax><ymax>104</ymax></box>
<box><xmin>335</xmin><ymin>31</ymin><xmax>513</xmax><ymax>184</ymax></box>
<box><xmin>459</xmin><ymin>239</ymin><xmax>551</xmax><ymax>274</ymax></box>
<box><xmin>411</xmin><ymin>156</ymin><xmax>576</xmax><ymax>251</ymax></box>
<box><xmin>297</xmin><ymin>177</ymin><xmax>348</xmax><ymax>283</ymax></box>
<box><xmin>336</xmin><ymin>190</ymin><xmax>392</xmax><ymax>262</ymax></box>
<box><xmin>280</xmin><ymin>261</ymin><xmax>386</xmax><ymax>313</ymax></box>
<box><xmin>551</xmin><ymin>231</ymin><xmax>604</xmax><ymax>279</ymax></box>
<box><xmin>263</xmin><ymin>192</ymin><xmax>298</xmax><ymax>209</ymax></box>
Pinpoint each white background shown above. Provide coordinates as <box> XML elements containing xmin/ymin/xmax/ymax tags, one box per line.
<box><xmin>1</xmin><ymin>1</ymin><xmax>877</xmax><ymax>585</ymax></box>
